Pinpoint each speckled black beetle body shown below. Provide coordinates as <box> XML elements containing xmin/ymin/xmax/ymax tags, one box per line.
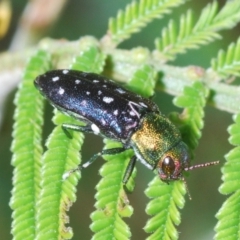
<box><xmin>34</xmin><ymin>70</ymin><xmax>219</xmax><ymax>185</ymax></box>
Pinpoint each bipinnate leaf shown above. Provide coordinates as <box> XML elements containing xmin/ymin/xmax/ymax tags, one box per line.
<box><xmin>71</xmin><ymin>46</ymin><xmax>106</xmax><ymax>73</ymax></box>
<box><xmin>127</xmin><ymin>64</ymin><xmax>157</xmax><ymax>97</ymax></box>
<box><xmin>90</xmin><ymin>140</ymin><xmax>134</xmax><ymax>240</ymax></box>
<box><xmin>144</xmin><ymin>81</ymin><xmax>209</xmax><ymax>239</ymax></box>
<box><xmin>144</xmin><ymin>179</ymin><xmax>185</xmax><ymax>240</ymax></box>
<box><xmin>211</xmin><ymin>37</ymin><xmax>240</xmax><ymax>78</ymax></box>
<box><xmin>35</xmin><ymin>111</ymin><xmax>83</xmax><ymax>240</ymax></box>
<box><xmin>108</xmin><ymin>0</ymin><xmax>186</xmax><ymax>45</ymax></box>
<box><xmin>218</xmin><ymin>114</ymin><xmax>240</xmax><ymax>195</ymax></box>
<box><xmin>215</xmin><ymin>114</ymin><xmax>240</xmax><ymax>239</ymax></box>
<box><xmin>173</xmin><ymin>81</ymin><xmax>209</xmax><ymax>151</ymax></box>
<box><xmin>155</xmin><ymin>0</ymin><xmax>240</xmax><ymax>61</ymax></box>
<box><xmin>10</xmin><ymin>50</ymin><xmax>51</xmax><ymax>240</ymax></box>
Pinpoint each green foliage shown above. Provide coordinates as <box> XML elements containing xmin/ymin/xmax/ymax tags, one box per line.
<box><xmin>90</xmin><ymin>140</ymin><xmax>135</xmax><ymax>240</ymax></box>
<box><xmin>71</xmin><ymin>46</ymin><xmax>106</xmax><ymax>73</ymax></box>
<box><xmin>127</xmin><ymin>64</ymin><xmax>157</xmax><ymax>97</ymax></box>
<box><xmin>211</xmin><ymin>37</ymin><xmax>240</xmax><ymax>77</ymax></box>
<box><xmin>10</xmin><ymin>50</ymin><xmax>51</xmax><ymax>239</ymax></box>
<box><xmin>215</xmin><ymin>114</ymin><xmax>240</xmax><ymax>239</ymax></box>
<box><xmin>215</xmin><ymin>191</ymin><xmax>240</xmax><ymax>240</ymax></box>
<box><xmin>172</xmin><ymin>81</ymin><xmax>209</xmax><ymax>151</ymax></box>
<box><xmin>108</xmin><ymin>0</ymin><xmax>186</xmax><ymax>45</ymax></box>
<box><xmin>155</xmin><ymin>0</ymin><xmax>240</xmax><ymax>61</ymax></box>
<box><xmin>36</xmin><ymin>112</ymin><xmax>83</xmax><ymax>240</ymax></box>
<box><xmin>144</xmin><ymin>81</ymin><xmax>208</xmax><ymax>239</ymax></box>
<box><xmin>144</xmin><ymin>179</ymin><xmax>185</xmax><ymax>240</ymax></box>
<box><xmin>218</xmin><ymin>115</ymin><xmax>240</xmax><ymax>194</ymax></box>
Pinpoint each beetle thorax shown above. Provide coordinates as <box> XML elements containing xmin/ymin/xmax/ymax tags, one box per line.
<box><xmin>130</xmin><ymin>113</ymin><xmax>182</xmax><ymax>169</ymax></box>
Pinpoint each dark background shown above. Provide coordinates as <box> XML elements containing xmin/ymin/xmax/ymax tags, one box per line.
<box><xmin>1</xmin><ymin>0</ymin><xmax>239</xmax><ymax>239</ymax></box>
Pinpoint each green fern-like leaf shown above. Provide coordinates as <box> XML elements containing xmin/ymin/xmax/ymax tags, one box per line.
<box><xmin>127</xmin><ymin>64</ymin><xmax>157</xmax><ymax>97</ymax></box>
<box><xmin>155</xmin><ymin>0</ymin><xmax>240</xmax><ymax>61</ymax></box>
<box><xmin>108</xmin><ymin>0</ymin><xmax>186</xmax><ymax>45</ymax></box>
<box><xmin>144</xmin><ymin>81</ymin><xmax>209</xmax><ymax>239</ymax></box>
<box><xmin>144</xmin><ymin>179</ymin><xmax>185</xmax><ymax>240</ymax></box>
<box><xmin>215</xmin><ymin>191</ymin><xmax>240</xmax><ymax>240</ymax></box>
<box><xmin>10</xmin><ymin>50</ymin><xmax>51</xmax><ymax>240</ymax></box>
<box><xmin>172</xmin><ymin>81</ymin><xmax>209</xmax><ymax>151</ymax></box>
<box><xmin>70</xmin><ymin>46</ymin><xmax>106</xmax><ymax>73</ymax></box>
<box><xmin>36</xmin><ymin>46</ymin><xmax>106</xmax><ymax>239</ymax></box>
<box><xmin>218</xmin><ymin>114</ymin><xmax>240</xmax><ymax>195</ymax></box>
<box><xmin>215</xmin><ymin>114</ymin><xmax>240</xmax><ymax>239</ymax></box>
<box><xmin>211</xmin><ymin>37</ymin><xmax>240</xmax><ymax>77</ymax></box>
<box><xmin>90</xmin><ymin>140</ymin><xmax>135</xmax><ymax>240</ymax></box>
<box><xmin>36</xmin><ymin>112</ymin><xmax>83</xmax><ymax>240</ymax></box>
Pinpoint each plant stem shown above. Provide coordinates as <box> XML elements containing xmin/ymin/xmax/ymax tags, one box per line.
<box><xmin>0</xmin><ymin>40</ymin><xmax>239</xmax><ymax>114</ymax></box>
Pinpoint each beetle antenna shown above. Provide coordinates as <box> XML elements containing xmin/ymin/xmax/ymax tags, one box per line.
<box><xmin>180</xmin><ymin>176</ymin><xmax>192</xmax><ymax>200</ymax></box>
<box><xmin>181</xmin><ymin>160</ymin><xmax>220</xmax><ymax>200</ymax></box>
<box><xmin>184</xmin><ymin>161</ymin><xmax>220</xmax><ymax>172</ymax></box>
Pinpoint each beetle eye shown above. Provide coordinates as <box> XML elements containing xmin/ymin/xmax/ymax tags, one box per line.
<box><xmin>162</xmin><ymin>156</ymin><xmax>175</xmax><ymax>176</ymax></box>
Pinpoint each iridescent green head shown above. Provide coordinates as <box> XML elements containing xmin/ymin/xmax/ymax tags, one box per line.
<box><xmin>130</xmin><ymin>113</ymin><xmax>190</xmax><ymax>182</ymax></box>
<box><xmin>157</xmin><ymin>141</ymin><xmax>190</xmax><ymax>182</ymax></box>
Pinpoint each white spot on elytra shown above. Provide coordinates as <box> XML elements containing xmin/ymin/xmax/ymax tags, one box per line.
<box><xmin>75</xmin><ymin>79</ymin><xmax>80</xmax><ymax>84</ymax></box>
<box><xmin>58</xmin><ymin>87</ymin><xmax>65</xmax><ymax>95</ymax></box>
<box><xmin>91</xmin><ymin>124</ymin><xmax>100</xmax><ymax>135</ymax></box>
<box><xmin>80</xmin><ymin>100</ymin><xmax>87</xmax><ymax>106</ymax></box>
<box><xmin>86</xmin><ymin>91</ymin><xmax>90</xmax><ymax>95</ymax></box>
<box><xmin>103</xmin><ymin>96</ymin><xmax>114</xmax><ymax>103</ymax></box>
<box><xmin>103</xmin><ymin>85</ymin><xmax>107</xmax><ymax>88</ymax></box>
<box><xmin>113</xmin><ymin>110</ymin><xmax>118</xmax><ymax>116</ymax></box>
<box><xmin>52</xmin><ymin>76</ymin><xmax>59</xmax><ymax>82</ymax></box>
<box><xmin>116</xmin><ymin>88</ymin><xmax>125</xmax><ymax>94</ymax></box>
<box><xmin>63</xmin><ymin>70</ymin><xmax>69</xmax><ymax>74</ymax></box>
<box><xmin>101</xmin><ymin>119</ymin><xmax>106</xmax><ymax>125</ymax></box>
<box><xmin>129</xmin><ymin>111</ymin><xmax>136</xmax><ymax>116</ymax></box>
<box><xmin>93</xmin><ymin>80</ymin><xmax>99</xmax><ymax>83</ymax></box>
<box><xmin>98</xmin><ymin>90</ymin><xmax>102</xmax><ymax>95</ymax></box>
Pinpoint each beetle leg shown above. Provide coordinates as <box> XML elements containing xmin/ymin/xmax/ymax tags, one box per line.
<box><xmin>62</xmin><ymin>147</ymin><xmax>127</xmax><ymax>179</ymax></box>
<box><xmin>82</xmin><ymin>147</ymin><xmax>127</xmax><ymax>169</ymax></box>
<box><xmin>62</xmin><ymin>123</ymin><xmax>93</xmax><ymax>138</ymax></box>
<box><xmin>122</xmin><ymin>155</ymin><xmax>136</xmax><ymax>184</ymax></box>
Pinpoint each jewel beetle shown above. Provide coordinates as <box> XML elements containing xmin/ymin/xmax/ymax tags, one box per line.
<box><xmin>34</xmin><ymin>69</ymin><xmax>219</xmax><ymax>186</ymax></box>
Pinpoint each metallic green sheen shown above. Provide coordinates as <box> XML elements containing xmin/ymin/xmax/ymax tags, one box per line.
<box><xmin>130</xmin><ymin>113</ymin><xmax>189</xmax><ymax>171</ymax></box>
